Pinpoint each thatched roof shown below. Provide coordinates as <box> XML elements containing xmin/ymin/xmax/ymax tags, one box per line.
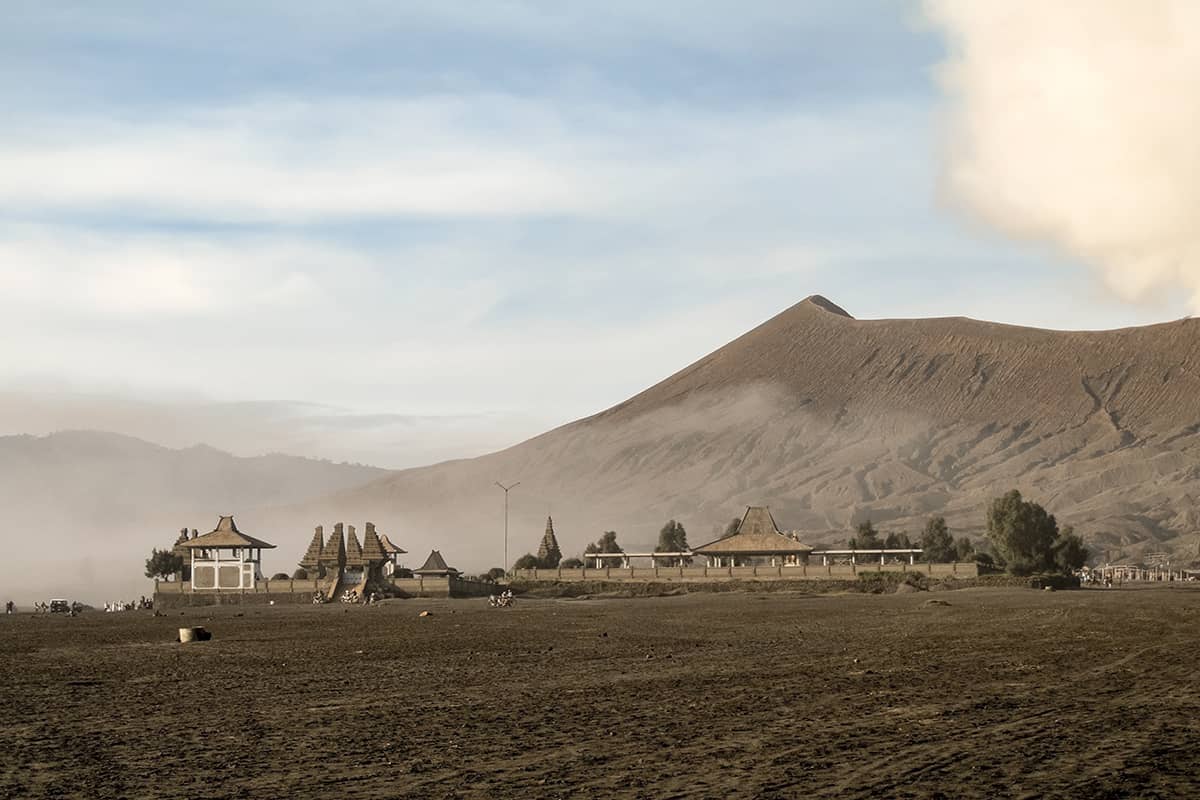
<box><xmin>378</xmin><ymin>533</ymin><xmax>406</xmax><ymax>555</ymax></box>
<box><xmin>360</xmin><ymin>522</ymin><xmax>388</xmax><ymax>563</ymax></box>
<box><xmin>414</xmin><ymin>549</ymin><xmax>459</xmax><ymax>575</ymax></box>
<box><xmin>692</xmin><ymin>506</ymin><xmax>812</xmax><ymax>555</ymax></box>
<box><xmin>179</xmin><ymin>516</ymin><xmax>276</xmax><ymax>549</ymax></box>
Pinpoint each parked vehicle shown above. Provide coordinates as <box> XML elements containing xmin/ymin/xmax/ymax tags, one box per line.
<box><xmin>49</xmin><ymin>599</ymin><xmax>71</xmax><ymax>614</ymax></box>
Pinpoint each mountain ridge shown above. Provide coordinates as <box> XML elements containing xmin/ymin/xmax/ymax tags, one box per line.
<box><xmin>325</xmin><ymin>296</ymin><xmax>1200</xmax><ymax>567</ymax></box>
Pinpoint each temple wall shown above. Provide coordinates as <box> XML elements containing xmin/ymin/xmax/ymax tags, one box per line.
<box><xmin>154</xmin><ymin>575</ymin><xmax>498</xmax><ymax>606</ymax></box>
<box><xmin>512</xmin><ymin>562</ymin><xmax>978</xmax><ymax>582</ymax></box>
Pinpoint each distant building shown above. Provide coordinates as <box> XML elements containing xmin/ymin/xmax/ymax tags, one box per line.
<box><xmin>179</xmin><ymin>516</ymin><xmax>276</xmax><ymax>591</ymax></box>
<box><xmin>537</xmin><ymin>516</ymin><xmax>562</xmax><ymax>567</ymax></box>
<box><xmin>413</xmin><ymin>550</ymin><xmax>460</xmax><ymax>578</ymax></box>
<box><xmin>378</xmin><ymin>533</ymin><xmax>407</xmax><ymax>577</ymax></box>
<box><xmin>692</xmin><ymin>506</ymin><xmax>813</xmax><ymax>568</ymax></box>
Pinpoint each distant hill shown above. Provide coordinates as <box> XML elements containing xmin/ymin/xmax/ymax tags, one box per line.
<box><xmin>323</xmin><ymin>296</ymin><xmax>1200</xmax><ymax>569</ymax></box>
<box><xmin>0</xmin><ymin>431</ymin><xmax>385</xmax><ymax>601</ymax></box>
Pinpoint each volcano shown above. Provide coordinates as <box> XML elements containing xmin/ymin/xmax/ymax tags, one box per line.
<box><xmin>327</xmin><ymin>296</ymin><xmax>1200</xmax><ymax>566</ymax></box>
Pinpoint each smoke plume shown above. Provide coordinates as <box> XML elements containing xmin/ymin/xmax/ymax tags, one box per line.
<box><xmin>925</xmin><ymin>1</ymin><xmax>1200</xmax><ymax>309</ymax></box>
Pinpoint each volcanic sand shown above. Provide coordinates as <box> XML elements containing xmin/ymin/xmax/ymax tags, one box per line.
<box><xmin>3</xmin><ymin>587</ymin><xmax>1199</xmax><ymax>799</ymax></box>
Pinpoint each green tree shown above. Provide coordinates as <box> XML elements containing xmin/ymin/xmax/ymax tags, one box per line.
<box><xmin>584</xmin><ymin>531</ymin><xmax>624</xmax><ymax>566</ymax></box>
<box><xmin>513</xmin><ymin>553</ymin><xmax>541</xmax><ymax>570</ymax></box>
<box><xmin>486</xmin><ymin>567</ymin><xmax>507</xmax><ymax>581</ymax></box>
<box><xmin>1052</xmin><ymin>525</ymin><xmax>1089</xmax><ymax>572</ymax></box>
<box><xmin>850</xmin><ymin>520</ymin><xmax>882</xmax><ymax>550</ymax></box>
<box><xmin>986</xmin><ymin>490</ymin><xmax>1059</xmax><ymax>574</ymax></box>
<box><xmin>560</xmin><ymin>557</ymin><xmax>584</xmax><ymax>569</ymax></box>
<box><xmin>723</xmin><ymin>517</ymin><xmax>741</xmax><ymax>538</ymax></box>
<box><xmin>919</xmin><ymin>516</ymin><xmax>956</xmax><ymax>563</ymax></box>
<box><xmin>655</xmin><ymin>519</ymin><xmax>692</xmax><ymax>565</ymax></box>
<box><xmin>954</xmin><ymin>536</ymin><xmax>975</xmax><ymax>561</ymax></box>
<box><xmin>144</xmin><ymin>548</ymin><xmax>184</xmax><ymax>580</ymax></box>
<box><xmin>884</xmin><ymin>532</ymin><xmax>913</xmax><ymax>550</ymax></box>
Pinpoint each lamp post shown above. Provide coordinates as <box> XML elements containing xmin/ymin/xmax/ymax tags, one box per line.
<box><xmin>495</xmin><ymin>481</ymin><xmax>520</xmax><ymax>575</ymax></box>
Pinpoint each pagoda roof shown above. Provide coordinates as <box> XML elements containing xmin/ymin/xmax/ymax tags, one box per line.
<box><xmin>378</xmin><ymin>533</ymin><xmax>406</xmax><ymax>555</ymax></box>
<box><xmin>324</xmin><ymin>524</ymin><xmax>346</xmax><ymax>567</ymax></box>
<box><xmin>360</xmin><ymin>523</ymin><xmax>388</xmax><ymax>562</ymax></box>
<box><xmin>345</xmin><ymin>525</ymin><xmax>364</xmax><ymax>566</ymax></box>
<box><xmin>692</xmin><ymin>507</ymin><xmax>812</xmax><ymax>555</ymax></box>
<box><xmin>299</xmin><ymin>526</ymin><xmax>325</xmax><ymax>568</ymax></box>
<box><xmin>179</xmin><ymin>516</ymin><xmax>276</xmax><ymax>549</ymax></box>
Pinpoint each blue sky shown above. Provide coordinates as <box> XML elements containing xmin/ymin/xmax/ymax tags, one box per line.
<box><xmin>0</xmin><ymin>2</ymin><xmax>1188</xmax><ymax>467</ymax></box>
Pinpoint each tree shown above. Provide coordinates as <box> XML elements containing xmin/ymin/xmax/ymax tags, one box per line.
<box><xmin>655</xmin><ymin>519</ymin><xmax>692</xmax><ymax>565</ymax></box>
<box><xmin>486</xmin><ymin>567</ymin><xmax>507</xmax><ymax>581</ymax></box>
<box><xmin>986</xmin><ymin>490</ymin><xmax>1060</xmax><ymax>574</ymax></box>
<box><xmin>585</xmin><ymin>531</ymin><xmax>624</xmax><ymax>567</ymax></box>
<box><xmin>144</xmin><ymin>548</ymin><xmax>184</xmax><ymax>580</ymax></box>
<box><xmin>919</xmin><ymin>516</ymin><xmax>955</xmax><ymax>563</ymax></box>
<box><xmin>723</xmin><ymin>517</ymin><xmax>741</xmax><ymax>538</ymax></box>
<box><xmin>560</xmin><ymin>557</ymin><xmax>584</xmax><ymax>569</ymax></box>
<box><xmin>1053</xmin><ymin>525</ymin><xmax>1089</xmax><ymax>572</ymax></box>
<box><xmin>850</xmin><ymin>520</ymin><xmax>882</xmax><ymax>550</ymax></box>
<box><xmin>884</xmin><ymin>532</ymin><xmax>913</xmax><ymax>550</ymax></box>
<box><xmin>513</xmin><ymin>553</ymin><xmax>541</xmax><ymax>570</ymax></box>
<box><xmin>954</xmin><ymin>536</ymin><xmax>975</xmax><ymax>561</ymax></box>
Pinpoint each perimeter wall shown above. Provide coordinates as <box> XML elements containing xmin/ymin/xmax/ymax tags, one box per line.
<box><xmin>153</xmin><ymin>575</ymin><xmax>495</xmax><ymax>607</ymax></box>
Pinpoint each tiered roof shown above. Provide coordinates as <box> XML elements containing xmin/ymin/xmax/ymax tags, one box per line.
<box><xmin>299</xmin><ymin>525</ymin><xmax>325</xmax><ymax>570</ymax></box>
<box><xmin>360</xmin><ymin>522</ymin><xmax>388</xmax><ymax>563</ymax></box>
<box><xmin>324</xmin><ymin>523</ymin><xmax>346</xmax><ymax>568</ymax></box>
<box><xmin>345</xmin><ymin>524</ymin><xmax>364</xmax><ymax>567</ymax></box>
<box><xmin>414</xmin><ymin>549</ymin><xmax>459</xmax><ymax>576</ymax></box>
<box><xmin>693</xmin><ymin>506</ymin><xmax>812</xmax><ymax>555</ymax></box>
<box><xmin>179</xmin><ymin>516</ymin><xmax>276</xmax><ymax>550</ymax></box>
<box><xmin>537</xmin><ymin>516</ymin><xmax>562</xmax><ymax>566</ymax></box>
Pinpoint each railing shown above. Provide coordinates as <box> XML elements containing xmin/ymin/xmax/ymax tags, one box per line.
<box><xmin>512</xmin><ymin>562</ymin><xmax>976</xmax><ymax>581</ymax></box>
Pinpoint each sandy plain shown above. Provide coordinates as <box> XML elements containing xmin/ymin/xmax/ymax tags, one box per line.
<box><xmin>2</xmin><ymin>586</ymin><xmax>1198</xmax><ymax>799</ymax></box>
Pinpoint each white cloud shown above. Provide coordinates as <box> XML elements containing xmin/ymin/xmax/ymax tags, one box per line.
<box><xmin>925</xmin><ymin>0</ymin><xmax>1200</xmax><ymax>310</ymax></box>
<box><xmin>0</xmin><ymin>93</ymin><xmax>907</xmax><ymax>225</ymax></box>
<box><xmin>0</xmin><ymin>224</ymin><xmax>359</xmax><ymax>317</ymax></box>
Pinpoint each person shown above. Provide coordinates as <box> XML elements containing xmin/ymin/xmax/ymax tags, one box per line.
<box><xmin>5</xmin><ymin>600</ymin><xmax>13</xmax><ymax>614</ymax></box>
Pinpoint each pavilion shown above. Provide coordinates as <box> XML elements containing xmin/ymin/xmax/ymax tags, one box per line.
<box><xmin>180</xmin><ymin>515</ymin><xmax>276</xmax><ymax>591</ymax></box>
<box><xmin>692</xmin><ymin>506</ymin><xmax>813</xmax><ymax>568</ymax></box>
<box><xmin>413</xmin><ymin>550</ymin><xmax>460</xmax><ymax>578</ymax></box>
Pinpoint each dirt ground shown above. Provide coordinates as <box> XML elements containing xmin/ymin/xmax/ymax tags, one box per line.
<box><xmin>2</xmin><ymin>586</ymin><xmax>1199</xmax><ymax>799</ymax></box>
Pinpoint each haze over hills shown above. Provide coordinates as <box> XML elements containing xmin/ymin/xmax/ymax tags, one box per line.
<box><xmin>0</xmin><ymin>430</ymin><xmax>385</xmax><ymax>601</ymax></box>
<box><xmin>323</xmin><ymin>295</ymin><xmax>1200</xmax><ymax>569</ymax></box>
<box><xmin>8</xmin><ymin>296</ymin><xmax>1200</xmax><ymax>601</ymax></box>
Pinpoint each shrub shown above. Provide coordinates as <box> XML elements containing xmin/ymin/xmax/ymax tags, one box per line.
<box><xmin>293</xmin><ymin>568</ymin><xmax>308</xmax><ymax>580</ymax></box>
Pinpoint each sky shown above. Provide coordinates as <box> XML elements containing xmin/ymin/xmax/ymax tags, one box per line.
<box><xmin>1</xmin><ymin>1</ymin><xmax>1192</xmax><ymax>469</ymax></box>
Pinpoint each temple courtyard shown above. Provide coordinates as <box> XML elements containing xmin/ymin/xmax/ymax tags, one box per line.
<box><xmin>2</xmin><ymin>586</ymin><xmax>1199</xmax><ymax>799</ymax></box>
